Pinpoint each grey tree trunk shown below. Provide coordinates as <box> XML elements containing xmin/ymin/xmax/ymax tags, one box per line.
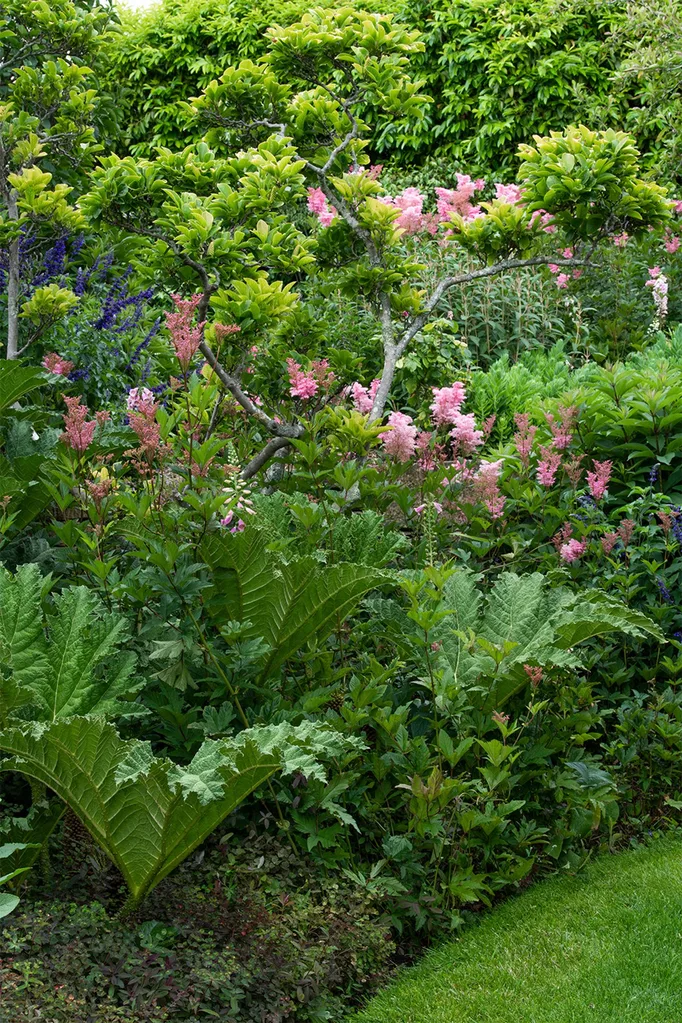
<box><xmin>6</xmin><ymin>189</ymin><xmax>20</xmax><ymax>360</ymax></box>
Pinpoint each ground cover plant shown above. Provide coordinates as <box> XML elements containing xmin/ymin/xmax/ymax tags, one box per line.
<box><xmin>1</xmin><ymin>0</ymin><xmax>682</xmax><ymax>1020</ymax></box>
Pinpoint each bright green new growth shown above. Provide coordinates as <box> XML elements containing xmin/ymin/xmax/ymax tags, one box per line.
<box><xmin>0</xmin><ymin>717</ymin><xmax>365</xmax><ymax>910</ymax></box>
<box><xmin>202</xmin><ymin>530</ymin><xmax>390</xmax><ymax>680</ymax></box>
<box><xmin>435</xmin><ymin>569</ymin><xmax>663</xmax><ymax>706</ymax></box>
<box><xmin>0</xmin><ymin>563</ymin><xmax>142</xmax><ymax>726</ymax></box>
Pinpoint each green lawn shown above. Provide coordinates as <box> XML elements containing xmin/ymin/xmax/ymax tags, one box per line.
<box><xmin>355</xmin><ymin>839</ymin><xmax>682</xmax><ymax>1023</ymax></box>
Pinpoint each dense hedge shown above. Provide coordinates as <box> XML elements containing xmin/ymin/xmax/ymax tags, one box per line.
<box><xmin>107</xmin><ymin>0</ymin><xmax>638</xmax><ymax>177</ymax></box>
<box><xmin>106</xmin><ymin>0</ymin><xmax>403</xmax><ymax>157</ymax></box>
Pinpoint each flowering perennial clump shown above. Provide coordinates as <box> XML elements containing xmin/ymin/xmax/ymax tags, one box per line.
<box><xmin>61</xmin><ymin>397</ymin><xmax>99</xmax><ymax>454</ymax></box>
<box><xmin>380</xmin><ymin>411</ymin><xmax>418</xmax><ymax>462</ymax></box>
<box><xmin>166</xmin><ymin>294</ymin><xmax>206</xmax><ymax>370</ymax></box>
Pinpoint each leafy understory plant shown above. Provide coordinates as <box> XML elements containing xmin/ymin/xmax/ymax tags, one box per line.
<box><xmin>0</xmin><ymin>717</ymin><xmax>365</xmax><ymax>913</ymax></box>
<box><xmin>0</xmin><ymin>841</ymin><xmax>39</xmax><ymax>918</ymax></box>
<box><xmin>202</xmin><ymin>530</ymin><xmax>391</xmax><ymax>681</ymax></box>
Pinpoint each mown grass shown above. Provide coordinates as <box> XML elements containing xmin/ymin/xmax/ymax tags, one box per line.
<box><xmin>355</xmin><ymin>838</ymin><xmax>682</xmax><ymax>1023</ymax></box>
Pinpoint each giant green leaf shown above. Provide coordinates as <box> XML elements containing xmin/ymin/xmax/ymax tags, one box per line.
<box><xmin>0</xmin><ymin>361</ymin><xmax>44</xmax><ymax>414</ymax></box>
<box><xmin>202</xmin><ymin>531</ymin><xmax>390</xmax><ymax>680</ymax></box>
<box><xmin>0</xmin><ymin>717</ymin><xmax>364</xmax><ymax>908</ymax></box>
<box><xmin>0</xmin><ymin>717</ymin><xmax>281</xmax><ymax>906</ymax></box>
<box><xmin>435</xmin><ymin>570</ymin><xmax>664</xmax><ymax>707</ymax></box>
<box><xmin>0</xmin><ymin>565</ymin><xmax>142</xmax><ymax>723</ymax></box>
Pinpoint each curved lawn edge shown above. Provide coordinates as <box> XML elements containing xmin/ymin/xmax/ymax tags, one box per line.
<box><xmin>354</xmin><ymin>837</ymin><xmax>682</xmax><ymax>1023</ymax></box>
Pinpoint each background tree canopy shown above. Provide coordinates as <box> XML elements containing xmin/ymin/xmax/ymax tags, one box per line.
<box><xmin>105</xmin><ymin>0</ymin><xmax>682</xmax><ymax>182</ymax></box>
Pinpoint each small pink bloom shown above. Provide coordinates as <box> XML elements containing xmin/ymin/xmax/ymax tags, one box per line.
<box><xmin>350</xmin><ymin>379</ymin><xmax>380</xmax><ymax>415</ymax></box>
<box><xmin>560</xmin><ymin>538</ymin><xmax>587</xmax><ymax>563</ymax></box>
<box><xmin>61</xmin><ymin>396</ymin><xmax>97</xmax><ymax>454</ymax></box>
<box><xmin>537</xmin><ymin>446</ymin><xmax>562</xmax><ymax>487</ymax></box>
<box><xmin>450</xmin><ymin>412</ymin><xmax>483</xmax><ymax>455</ymax></box>
<box><xmin>494</xmin><ymin>183</ymin><xmax>523</xmax><ymax>204</ymax></box>
<box><xmin>43</xmin><ymin>353</ymin><xmax>73</xmax><ymax>376</ymax></box>
<box><xmin>555</xmin><ymin>273</ymin><xmax>570</xmax><ymax>289</ymax></box>
<box><xmin>286</xmin><ymin>359</ymin><xmax>318</xmax><ymax>400</ymax></box>
<box><xmin>380</xmin><ymin>411</ymin><xmax>418</xmax><ymax>462</ymax></box>
<box><xmin>586</xmin><ymin>459</ymin><xmax>613</xmax><ymax>500</ymax></box>
<box><xmin>166</xmin><ymin>294</ymin><xmax>205</xmax><ymax>370</ymax></box>
<box><xmin>430</xmin><ymin>382</ymin><xmax>466</xmax><ymax>427</ymax></box>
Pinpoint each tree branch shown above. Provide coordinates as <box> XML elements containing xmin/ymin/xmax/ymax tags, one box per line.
<box><xmin>241</xmin><ymin>436</ymin><xmax>292</xmax><ymax>480</ymax></box>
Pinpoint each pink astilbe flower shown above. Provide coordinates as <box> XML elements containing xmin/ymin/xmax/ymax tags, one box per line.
<box><xmin>474</xmin><ymin>459</ymin><xmax>506</xmax><ymax>519</ymax></box>
<box><xmin>129</xmin><ymin>394</ymin><xmax>161</xmax><ymax>459</ymax></box>
<box><xmin>513</xmin><ymin>413</ymin><xmax>537</xmax><ymax>468</ymax></box>
<box><xmin>537</xmin><ymin>446</ymin><xmax>562</xmax><ymax>486</ymax></box>
<box><xmin>664</xmin><ymin>230</ymin><xmax>681</xmax><ymax>254</ymax></box>
<box><xmin>214</xmin><ymin>323</ymin><xmax>241</xmax><ymax>344</ymax></box>
<box><xmin>450</xmin><ymin>412</ymin><xmax>483</xmax><ymax>455</ymax></box>
<box><xmin>435</xmin><ymin>175</ymin><xmax>485</xmax><ymax>223</ymax></box>
<box><xmin>601</xmin><ymin>531</ymin><xmax>619</xmax><ymax>555</ymax></box>
<box><xmin>618</xmin><ymin>519</ymin><xmax>636</xmax><ymax>547</ymax></box>
<box><xmin>311</xmin><ymin>359</ymin><xmax>335</xmax><ymax>390</ymax></box>
<box><xmin>524</xmin><ymin>664</ymin><xmax>543</xmax><ymax>686</ymax></box>
<box><xmin>430</xmin><ymin>382</ymin><xmax>466</xmax><ymax>427</ymax></box>
<box><xmin>350</xmin><ymin>379</ymin><xmax>380</xmax><ymax>414</ymax></box>
<box><xmin>61</xmin><ymin>396</ymin><xmax>97</xmax><ymax>454</ymax></box>
<box><xmin>307</xmin><ymin>187</ymin><xmax>337</xmax><ymax>227</ymax></box>
<box><xmin>565</xmin><ymin>455</ymin><xmax>584</xmax><ymax>488</ymax></box>
<box><xmin>560</xmin><ymin>538</ymin><xmax>587</xmax><ymax>563</ymax></box>
<box><xmin>586</xmin><ymin>459</ymin><xmax>613</xmax><ymax>500</ymax></box>
<box><xmin>546</xmin><ymin>405</ymin><xmax>577</xmax><ymax>450</ymax></box>
<box><xmin>415</xmin><ymin>430</ymin><xmax>444</xmax><ymax>471</ymax></box>
<box><xmin>286</xmin><ymin>359</ymin><xmax>318</xmax><ymax>400</ymax></box>
<box><xmin>166</xmin><ymin>294</ymin><xmax>205</xmax><ymax>371</ymax></box>
<box><xmin>379</xmin><ymin>187</ymin><xmax>431</xmax><ymax>235</ymax></box>
<box><xmin>552</xmin><ymin>521</ymin><xmax>573</xmax><ymax>552</ymax></box>
<box><xmin>555</xmin><ymin>273</ymin><xmax>570</xmax><ymax>289</ymax></box>
<box><xmin>43</xmin><ymin>352</ymin><xmax>73</xmax><ymax>376</ymax></box>
<box><xmin>482</xmin><ymin>414</ymin><xmax>497</xmax><ymax>438</ymax></box>
<box><xmin>494</xmin><ymin>183</ymin><xmax>523</xmax><ymax>204</ymax></box>
<box><xmin>380</xmin><ymin>411</ymin><xmax>417</xmax><ymax>462</ymax></box>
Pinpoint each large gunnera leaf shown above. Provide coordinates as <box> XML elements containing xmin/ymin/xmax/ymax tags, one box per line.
<box><xmin>435</xmin><ymin>569</ymin><xmax>663</xmax><ymax>706</ymax></box>
<box><xmin>0</xmin><ymin>717</ymin><xmax>364</xmax><ymax>907</ymax></box>
<box><xmin>0</xmin><ymin>563</ymin><xmax>141</xmax><ymax>724</ymax></box>
<box><xmin>202</xmin><ymin>531</ymin><xmax>389</xmax><ymax>680</ymax></box>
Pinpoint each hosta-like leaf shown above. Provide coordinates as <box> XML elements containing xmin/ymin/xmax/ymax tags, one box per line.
<box><xmin>202</xmin><ymin>531</ymin><xmax>389</xmax><ymax>680</ymax></box>
<box><xmin>0</xmin><ymin>361</ymin><xmax>44</xmax><ymax>414</ymax></box>
<box><xmin>0</xmin><ymin>893</ymin><xmax>20</xmax><ymax>918</ymax></box>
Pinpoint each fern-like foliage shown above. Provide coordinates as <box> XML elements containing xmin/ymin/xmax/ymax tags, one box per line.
<box><xmin>202</xmin><ymin>531</ymin><xmax>390</xmax><ymax>680</ymax></box>
<box><xmin>0</xmin><ymin>717</ymin><xmax>365</xmax><ymax>908</ymax></box>
<box><xmin>0</xmin><ymin>563</ymin><xmax>142</xmax><ymax>726</ymax></box>
<box><xmin>435</xmin><ymin>569</ymin><xmax>663</xmax><ymax>706</ymax></box>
